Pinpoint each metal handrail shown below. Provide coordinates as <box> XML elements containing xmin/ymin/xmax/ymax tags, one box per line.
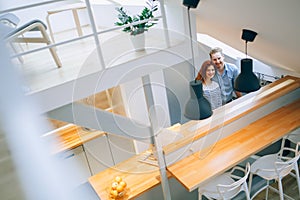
<box><xmin>3</xmin><ymin>0</ymin><xmax>163</xmax><ymax>67</ymax></box>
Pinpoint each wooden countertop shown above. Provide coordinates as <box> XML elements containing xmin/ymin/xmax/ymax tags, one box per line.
<box><xmin>42</xmin><ymin>124</ymin><xmax>105</xmax><ymax>153</ymax></box>
<box><xmin>167</xmin><ymin>99</ymin><xmax>300</xmax><ymax>192</ymax></box>
<box><xmin>88</xmin><ymin>151</ymin><xmax>169</xmax><ymax>200</ymax></box>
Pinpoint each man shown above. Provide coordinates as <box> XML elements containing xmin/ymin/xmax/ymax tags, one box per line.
<box><xmin>209</xmin><ymin>47</ymin><xmax>242</xmax><ymax>105</ymax></box>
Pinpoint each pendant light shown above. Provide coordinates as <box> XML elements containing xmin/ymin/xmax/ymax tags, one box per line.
<box><xmin>183</xmin><ymin>0</ymin><xmax>200</xmax><ymax>8</ymax></box>
<box><xmin>234</xmin><ymin>29</ymin><xmax>261</xmax><ymax>93</ymax></box>
<box><xmin>182</xmin><ymin>0</ymin><xmax>212</xmax><ymax>120</ymax></box>
<box><xmin>184</xmin><ymin>80</ymin><xmax>212</xmax><ymax>120</ymax></box>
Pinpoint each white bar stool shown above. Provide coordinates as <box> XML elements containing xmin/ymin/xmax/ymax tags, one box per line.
<box><xmin>249</xmin><ymin>139</ymin><xmax>300</xmax><ymax>200</ymax></box>
<box><xmin>198</xmin><ymin>163</ymin><xmax>251</xmax><ymax>200</ymax></box>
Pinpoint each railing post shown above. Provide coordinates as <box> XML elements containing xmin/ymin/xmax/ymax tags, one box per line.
<box><xmin>142</xmin><ymin>75</ymin><xmax>171</xmax><ymax>200</ymax></box>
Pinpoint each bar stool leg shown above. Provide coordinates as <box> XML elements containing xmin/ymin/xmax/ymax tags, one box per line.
<box><xmin>198</xmin><ymin>188</ymin><xmax>203</xmax><ymax>200</ymax></box>
<box><xmin>46</xmin><ymin>14</ymin><xmax>55</xmax><ymax>43</ymax></box>
<box><xmin>265</xmin><ymin>180</ymin><xmax>270</xmax><ymax>200</ymax></box>
<box><xmin>248</xmin><ymin>173</ymin><xmax>253</xmax><ymax>195</ymax></box>
<box><xmin>72</xmin><ymin>9</ymin><xmax>83</xmax><ymax>37</ymax></box>
<box><xmin>243</xmin><ymin>182</ymin><xmax>251</xmax><ymax>200</ymax></box>
<box><xmin>39</xmin><ymin>25</ymin><xmax>62</xmax><ymax>68</ymax></box>
<box><xmin>278</xmin><ymin>178</ymin><xmax>284</xmax><ymax>200</ymax></box>
<box><xmin>294</xmin><ymin>162</ymin><xmax>300</xmax><ymax>197</ymax></box>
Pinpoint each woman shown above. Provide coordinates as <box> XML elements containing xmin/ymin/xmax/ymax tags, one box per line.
<box><xmin>196</xmin><ymin>60</ymin><xmax>222</xmax><ymax>110</ymax></box>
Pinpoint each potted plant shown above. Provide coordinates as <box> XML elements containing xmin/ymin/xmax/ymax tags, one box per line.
<box><xmin>114</xmin><ymin>0</ymin><xmax>158</xmax><ymax>51</ymax></box>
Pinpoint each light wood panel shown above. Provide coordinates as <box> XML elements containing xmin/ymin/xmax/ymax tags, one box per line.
<box><xmin>41</xmin><ymin>123</ymin><xmax>105</xmax><ymax>153</ymax></box>
<box><xmin>46</xmin><ymin>84</ymin><xmax>127</xmax><ymax>153</ymax></box>
<box><xmin>167</xmin><ymin>99</ymin><xmax>300</xmax><ymax>192</ymax></box>
<box><xmin>77</xmin><ymin>86</ymin><xmax>126</xmax><ymax>116</ymax></box>
<box><xmin>48</xmin><ymin>118</ymin><xmax>69</xmax><ymax>129</ymax></box>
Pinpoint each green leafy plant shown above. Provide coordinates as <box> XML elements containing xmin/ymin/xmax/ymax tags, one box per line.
<box><xmin>115</xmin><ymin>0</ymin><xmax>158</xmax><ymax>36</ymax></box>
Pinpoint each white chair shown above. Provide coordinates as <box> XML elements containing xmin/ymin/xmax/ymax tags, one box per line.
<box><xmin>249</xmin><ymin>140</ymin><xmax>300</xmax><ymax>200</ymax></box>
<box><xmin>285</xmin><ymin>128</ymin><xmax>300</xmax><ymax>148</ymax></box>
<box><xmin>0</xmin><ymin>13</ymin><xmax>62</xmax><ymax>68</ymax></box>
<box><xmin>283</xmin><ymin>128</ymin><xmax>300</xmax><ymax>180</ymax></box>
<box><xmin>198</xmin><ymin>163</ymin><xmax>251</xmax><ymax>200</ymax></box>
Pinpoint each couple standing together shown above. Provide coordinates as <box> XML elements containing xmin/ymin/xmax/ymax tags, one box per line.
<box><xmin>196</xmin><ymin>47</ymin><xmax>242</xmax><ymax>110</ymax></box>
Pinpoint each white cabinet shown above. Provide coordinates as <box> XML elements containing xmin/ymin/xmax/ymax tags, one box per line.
<box><xmin>84</xmin><ymin>134</ymin><xmax>114</xmax><ymax>175</ymax></box>
<box><xmin>83</xmin><ymin>134</ymin><xmax>136</xmax><ymax>175</ymax></box>
<box><xmin>57</xmin><ymin>145</ymin><xmax>91</xmax><ymax>186</ymax></box>
<box><xmin>107</xmin><ymin>134</ymin><xmax>136</xmax><ymax>164</ymax></box>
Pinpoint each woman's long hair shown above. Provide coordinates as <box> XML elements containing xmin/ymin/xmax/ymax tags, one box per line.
<box><xmin>195</xmin><ymin>60</ymin><xmax>215</xmax><ymax>84</ymax></box>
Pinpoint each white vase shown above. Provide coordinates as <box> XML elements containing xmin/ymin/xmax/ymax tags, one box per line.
<box><xmin>130</xmin><ymin>33</ymin><xmax>145</xmax><ymax>51</ymax></box>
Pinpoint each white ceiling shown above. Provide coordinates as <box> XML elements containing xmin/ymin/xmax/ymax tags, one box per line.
<box><xmin>194</xmin><ymin>0</ymin><xmax>300</xmax><ymax>73</ymax></box>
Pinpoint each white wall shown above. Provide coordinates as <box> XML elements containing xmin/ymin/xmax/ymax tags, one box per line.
<box><xmin>197</xmin><ymin>33</ymin><xmax>300</xmax><ymax>80</ymax></box>
<box><xmin>120</xmin><ymin>78</ymin><xmax>151</xmax><ymax>153</ymax></box>
<box><xmin>120</xmin><ymin>70</ymin><xmax>172</xmax><ymax>154</ymax></box>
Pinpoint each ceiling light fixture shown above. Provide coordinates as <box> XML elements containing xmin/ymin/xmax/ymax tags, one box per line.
<box><xmin>234</xmin><ymin>29</ymin><xmax>261</xmax><ymax>93</ymax></box>
<box><xmin>182</xmin><ymin>0</ymin><xmax>212</xmax><ymax>120</ymax></box>
<box><xmin>184</xmin><ymin>80</ymin><xmax>212</xmax><ymax>120</ymax></box>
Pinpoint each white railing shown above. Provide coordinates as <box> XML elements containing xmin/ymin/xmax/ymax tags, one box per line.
<box><xmin>1</xmin><ymin>0</ymin><xmax>169</xmax><ymax>70</ymax></box>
